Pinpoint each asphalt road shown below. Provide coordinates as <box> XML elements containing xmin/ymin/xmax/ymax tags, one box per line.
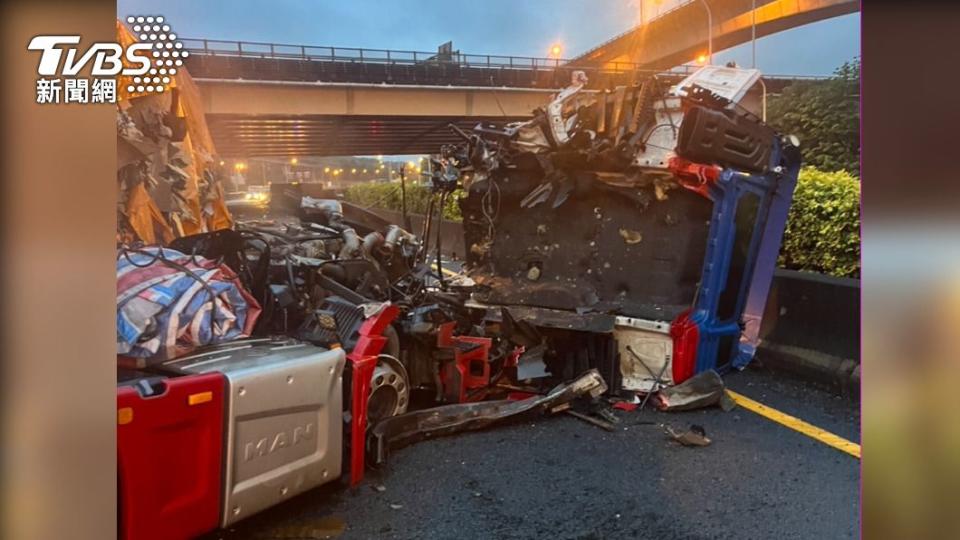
<box><xmin>210</xmin><ymin>367</ymin><xmax>860</xmax><ymax>540</ymax></box>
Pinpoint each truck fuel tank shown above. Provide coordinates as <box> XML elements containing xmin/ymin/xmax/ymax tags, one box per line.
<box><xmin>166</xmin><ymin>338</ymin><xmax>345</xmax><ymax>527</ymax></box>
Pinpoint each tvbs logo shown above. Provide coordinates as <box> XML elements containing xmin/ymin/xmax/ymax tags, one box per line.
<box><xmin>28</xmin><ymin>15</ymin><xmax>183</xmax><ymax>104</ymax></box>
<box><xmin>28</xmin><ymin>36</ymin><xmax>152</xmax><ymax>77</ymax></box>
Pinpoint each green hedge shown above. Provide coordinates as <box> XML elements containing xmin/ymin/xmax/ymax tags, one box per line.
<box><xmin>344</xmin><ymin>168</ymin><xmax>861</xmax><ymax>278</ymax></box>
<box><xmin>779</xmin><ymin>167</ymin><xmax>860</xmax><ymax>278</ymax></box>
<box><xmin>342</xmin><ymin>182</ymin><xmax>462</xmax><ymax>221</ymax></box>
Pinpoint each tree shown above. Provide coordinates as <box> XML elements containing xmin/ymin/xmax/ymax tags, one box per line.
<box><xmin>779</xmin><ymin>167</ymin><xmax>860</xmax><ymax>278</ymax></box>
<box><xmin>767</xmin><ymin>58</ymin><xmax>860</xmax><ymax>176</ymax></box>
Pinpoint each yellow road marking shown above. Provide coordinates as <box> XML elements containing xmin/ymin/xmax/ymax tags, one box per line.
<box><xmin>726</xmin><ymin>389</ymin><xmax>861</xmax><ymax>459</ymax></box>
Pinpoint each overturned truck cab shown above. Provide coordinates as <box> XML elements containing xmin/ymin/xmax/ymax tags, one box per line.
<box><xmin>439</xmin><ymin>65</ymin><xmax>801</xmax><ymax>394</ymax></box>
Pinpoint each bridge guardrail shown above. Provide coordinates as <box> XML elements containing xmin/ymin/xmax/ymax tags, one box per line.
<box><xmin>181</xmin><ymin>38</ymin><xmax>829</xmax><ymax>85</ymax></box>
<box><xmin>180</xmin><ymin>38</ymin><xmax>702</xmax><ymax>76</ymax></box>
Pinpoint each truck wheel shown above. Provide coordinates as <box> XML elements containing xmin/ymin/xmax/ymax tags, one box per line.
<box><xmin>368</xmin><ymin>353</ymin><xmax>410</xmax><ymax>424</ymax></box>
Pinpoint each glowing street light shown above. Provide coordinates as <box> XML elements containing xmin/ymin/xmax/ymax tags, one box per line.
<box><xmin>290</xmin><ymin>157</ymin><xmax>298</xmax><ymax>165</ymax></box>
<box><xmin>324</xmin><ymin>166</ymin><xmax>330</xmax><ymax>173</ymax></box>
<box><xmin>695</xmin><ymin>54</ymin><xmax>708</xmax><ymax>64</ymax></box>
<box><xmin>549</xmin><ymin>43</ymin><xmax>563</xmax><ymax>58</ymax></box>
<box><xmin>656</xmin><ymin>0</ymin><xmax>711</xmax><ymax>64</ymax></box>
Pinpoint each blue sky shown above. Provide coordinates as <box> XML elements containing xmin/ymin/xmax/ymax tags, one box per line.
<box><xmin>117</xmin><ymin>0</ymin><xmax>859</xmax><ymax>76</ymax></box>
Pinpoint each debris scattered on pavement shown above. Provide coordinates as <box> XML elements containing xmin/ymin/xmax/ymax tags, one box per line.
<box><xmin>389</xmin><ymin>504</ymin><xmax>403</xmax><ymax>510</ymax></box>
<box><xmin>612</xmin><ymin>401</ymin><xmax>639</xmax><ymax>412</ymax></box>
<box><xmin>372</xmin><ymin>484</ymin><xmax>387</xmax><ymax>493</ymax></box>
<box><xmin>565</xmin><ymin>409</ymin><xmax>617</xmax><ymax>432</ymax></box>
<box><xmin>665</xmin><ymin>424</ymin><xmax>712</xmax><ymax>447</ymax></box>
<box><xmin>368</xmin><ymin>369</ymin><xmax>607</xmax><ymax>466</ymax></box>
<box><xmin>655</xmin><ymin>370</ymin><xmax>736</xmax><ymax>412</ymax></box>
<box><xmin>595</xmin><ymin>407</ymin><xmax>621</xmax><ymax>424</ymax></box>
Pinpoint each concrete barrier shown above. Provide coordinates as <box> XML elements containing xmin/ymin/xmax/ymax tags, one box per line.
<box><xmin>757</xmin><ymin>269</ymin><xmax>860</xmax><ymax>395</ymax></box>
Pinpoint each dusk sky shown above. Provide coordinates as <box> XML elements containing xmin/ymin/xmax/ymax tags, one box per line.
<box><xmin>117</xmin><ymin>0</ymin><xmax>859</xmax><ymax>76</ymax></box>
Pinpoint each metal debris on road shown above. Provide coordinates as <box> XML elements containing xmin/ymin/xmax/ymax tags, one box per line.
<box><xmin>665</xmin><ymin>424</ymin><xmax>712</xmax><ymax>447</ymax></box>
<box><xmin>655</xmin><ymin>370</ymin><xmax>736</xmax><ymax>412</ymax></box>
<box><xmin>368</xmin><ymin>369</ymin><xmax>607</xmax><ymax>466</ymax></box>
<box><xmin>564</xmin><ymin>409</ymin><xmax>617</xmax><ymax>432</ymax></box>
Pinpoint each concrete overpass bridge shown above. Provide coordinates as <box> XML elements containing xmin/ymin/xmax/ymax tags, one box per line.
<box><xmin>183</xmin><ymin>39</ymin><xmax>826</xmax><ymax>158</ymax></box>
<box><xmin>195</xmin><ymin>80</ymin><xmax>547</xmax><ymax>158</ymax></box>
<box><xmin>571</xmin><ymin>0</ymin><xmax>860</xmax><ymax>70</ymax></box>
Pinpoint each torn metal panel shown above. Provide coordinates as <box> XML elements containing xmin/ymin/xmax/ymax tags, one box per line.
<box><xmin>116</xmin><ymin>52</ymin><xmax>233</xmax><ymax>243</ymax></box>
<box><xmin>468</xmin><ymin>301</ymin><xmax>616</xmax><ymax>333</ymax></box>
<box><xmin>615</xmin><ymin>316</ymin><xmax>674</xmax><ymax>392</ymax></box>
<box><xmin>516</xmin><ymin>343</ymin><xmax>549</xmax><ymax>380</ymax></box>
<box><xmin>654</xmin><ymin>369</ymin><xmax>734</xmax><ymax>411</ymax></box>
<box><xmin>630</xmin><ymin>94</ymin><xmax>682</xmax><ymax>172</ymax></box>
<box><xmin>545</xmin><ymin>71</ymin><xmax>592</xmax><ymax>146</ymax></box>
<box><xmin>367</xmin><ymin>369</ymin><xmax>607</xmax><ymax>466</ymax></box>
<box><xmin>674</xmin><ymin>66</ymin><xmax>761</xmax><ymax>104</ymax></box>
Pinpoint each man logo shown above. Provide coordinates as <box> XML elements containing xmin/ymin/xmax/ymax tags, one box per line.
<box><xmin>243</xmin><ymin>423</ymin><xmax>315</xmax><ymax>462</ymax></box>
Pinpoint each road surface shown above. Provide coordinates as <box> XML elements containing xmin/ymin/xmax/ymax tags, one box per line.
<box><xmin>208</xmin><ymin>365</ymin><xmax>860</xmax><ymax>540</ymax></box>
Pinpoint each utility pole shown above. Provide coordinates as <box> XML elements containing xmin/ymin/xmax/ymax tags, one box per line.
<box><xmin>751</xmin><ymin>0</ymin><xmax>757</xmax><ymax>68</ymax></box>
<box><xmin>399</xmin><ymin>165</ymin><xmax>411</xmax><ymax>231</ymax></box>
<box><xmin>701</xmin><ymin>0</ymin><xmax>713</xmax><ymax>64</ymax></box>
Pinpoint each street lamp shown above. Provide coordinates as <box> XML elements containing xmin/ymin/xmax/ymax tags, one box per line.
<box><xmin>549</xmin><ymin>43</ymin><xmax>563</xmax><ymax>59</ymax></box>
<box><xmin>290</xmin><ymin>157</ymin><xmax>298</xmax><ymax>165</ymax></box>
<box><xmin>700</xmin><ymin>0</ymin><xmax>713</xmax><ymax>65</ymax></box>
<box><xmin>654</xmin><ymin>0</ymin><xmax>711</xmax><ymax>64</ymax></box>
